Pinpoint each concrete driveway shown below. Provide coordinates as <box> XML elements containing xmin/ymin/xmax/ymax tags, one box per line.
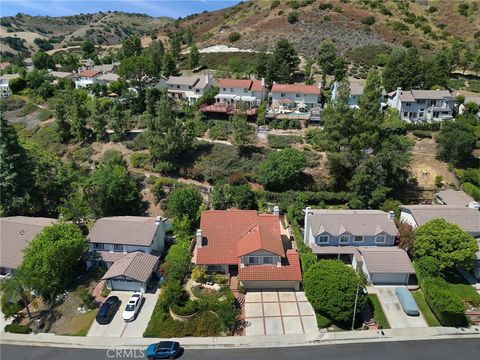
<box><xmin>244</xmin><ymin>291</ymin><xmax>319</xmax><ymax>336</ymax></box>
<box><xmin>375</xmin><ymin>286</ymin><xmax>427</xmax><ymax>329</ymax></box>
<box><xmin>87</xmin><ymin>289</ymin><xmax>159</xmax><ymax>337</ymax></box>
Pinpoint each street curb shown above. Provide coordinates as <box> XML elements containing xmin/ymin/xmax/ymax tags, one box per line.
<box><xmin>1</xmin><ymin>327</ymin><xmax>480</xmax><ymax>350</ymax></box>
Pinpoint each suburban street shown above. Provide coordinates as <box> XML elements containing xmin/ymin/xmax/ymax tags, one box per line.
<box><xmin>2</xmin><ymin>338</ymin><xmax>480</xmax><ymax>360</ymax></box>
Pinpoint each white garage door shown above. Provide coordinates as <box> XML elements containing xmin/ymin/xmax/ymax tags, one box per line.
<box><xmin>110</xmin><ymin>279</ymin><xmax>143</xmax><ymax>292</ymax></box>
<box><xmin>371</xmin><ymin>273</ymin><xmax>408</xmax><ymax>285</ymax></box>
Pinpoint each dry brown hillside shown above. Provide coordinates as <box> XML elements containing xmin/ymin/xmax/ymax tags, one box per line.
<box><xmin>171</xmin><ymin>0</ymin><xmax>480</xmax><ymax>57</ymax></box>
<box><xmin>0</xmin><ymin>11</ymin><xmax>171</xmax><ymax>55</ymax></box>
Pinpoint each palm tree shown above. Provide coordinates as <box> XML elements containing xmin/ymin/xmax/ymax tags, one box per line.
<box><xmin>0</xmin><ymin>268</ymin><xmax>33</xmax><ymax>319</ymax></box>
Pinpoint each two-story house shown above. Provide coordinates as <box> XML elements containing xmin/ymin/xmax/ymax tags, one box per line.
<box><xmin>193</xmin><ymin>210</ymin><xmax>302</xmax><ymax>290</ymax></box>
<box><xmin>0</xmin><ymin>73</ymin><xmax>20</xmax><ymax>98</ymax></box>
<box><xmin>166</xmin><ymin>74</ymin><xmax>217</xmax><ymax>104</ymax></box>
<box><xmin>86</xmin><ymin>216</ymin><xmax>167</xmax><ymax>291</ymax></box>
<box><xmin>387</xmin><ymin>88</ymin><xmax>454</xmax><ymax>122</ymax></box>
<box><xmin>75</xmin><ymin>69</ymin><xmax>101</xmax><ymax>88</ymax></box>
<box><xmin>303</xmin><ymin>209</ymin><xmax>414</xmax><ymax>285</ymax></box>
<box><xmin>0</xmin><ymin>217</ymin><xmax>57</xmax><ymax>278</ymax></box>
<box><xmin>215</xmin><ymin>78</ymin><xmax>268</xmax><ymax>107</ymax></box>
<box><xmin>270</xmin><ymin>83</ymin><xmax>321</xmax><ymax>111</ymax></box>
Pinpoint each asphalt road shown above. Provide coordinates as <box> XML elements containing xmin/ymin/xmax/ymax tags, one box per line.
<box><xmin>1</xmin><ymin>338</ymin><xmax>480</xmax><ymax>360</ymax></box>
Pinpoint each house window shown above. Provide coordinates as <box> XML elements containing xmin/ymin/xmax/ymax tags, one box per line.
<box><xmin>263</xmin><ymin>257</ymin><xmax>274</xmax><ymax>264</ymax></box>
<box><xmin>281</xmin><ymin>93</ymin><xmax>286</xmax><ymax>97</ymax></box>
<box><xmin>339</xmin><ymin>235</ymin><xmax>350</xmax><ymax>244</ymax></box>
<box><xmin>114</xmin><ymin>244</ymin><xmax>124</xmax><ymax>252</ymax></box>
<box><xmin>195</xmin><ymin>89</ymin><xmax>200</xmax><ymax>93</ymax></box>
<box><xmin>403</xmin><ymin>112</ymin><xmax>408</xmax><ymax>117</ymax></box>
<box><xmin>248</xmin><ymin>257</ymin><xmax>259</xmax><ymax>264</ymax></box>
<box><xmin>405</xmin><ymin>102</ymin><xmax>411</xmax><ymax>107</ymax></box>
<box><xmin>222</xmin><ymin>88</ymin><xmax>226</xmax><ymax>91</ymax></box>
<box><xmin>296</xmin><ymin>93</ymin><xmax>300</xmax><ymax>98</ymax></box>
<box><xmin>93</xmin><ymin>243</ymin><xmax>104</xmax><ymax>250</ymax></box>
<box><xmin>176</xmin><ymin>85</ymin><xmax>180</xmax><ymax>89</ymax></box>
<box><xmin>353</xmin><ymin>236</ymin><xmax>363</xmax><ymax>243</ymax></box>
<box><xmin>230</xmin><ymin>88</ymin><xmax>233</xmax><ymax>92</ymax></box>
<box><xmin>316</xmin><ymin>235</ymin><xmax>329</xmax><ymax>244</ymax></box>
<box><xmin>188</xmin><ymin>86</ymin><xmax>192</xmax><ymax>89</ymax></box>
<box><xmin>375</xmin><ymin>235</ymin><xmax>386</xmax><ymax>243</ymax></box>
<box><xmin>244</xmin><ymin>88</ymin><xmax>248</xmax><ymax>93</ymax></box>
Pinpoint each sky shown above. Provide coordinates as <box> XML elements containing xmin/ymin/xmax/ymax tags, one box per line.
<box><xmin>0</xmin><ymin>0</ymin><xmax>239</xmax><ymax>18</ymax></box>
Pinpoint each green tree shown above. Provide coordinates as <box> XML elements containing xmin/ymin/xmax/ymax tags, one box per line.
<box><xmin>188</xmin><ymin>44</ymin><xmax>200</xmax><ymax>70</ymax></box>
<box><xmin>32</xmin><ymin>51</ymin><xmax>54</xmax><ymax>70</ymax></box>
<box><xmin>8</xmin><ymin>77</ymin><xmax>27</xmax><ymax>94</ymax></box>
<box><xmin>437</xmin><ymin>115</ymin><xmax>477</xmax><ymax>166</ymax></box>
<box><xmin>266</xmin><ymin>38</ymin><xmax>300</xmax><ymax>85</ymax></box>
<box><xmin>168</xmin><ymin>32</ymin><xmax>181</xmax><ymax>60</ymax></box>
<box><xmin>118</xmin><ymin>53</ymin><xmax>157</xmax><ymax>94</ymax></box>
<box><xmin>70</xmin><ymin>90</ymin><xmax>90</xmax><ymax>142</ymax></box>
<box><xmin>108</xmin><ymin>103</ymin><xmax>129</xmax><ymax>142</ymax></box>
<box><xmin>146</xmin><ymin>92</ymin><xmax>193</xmax><ymax>169</ymax></box>
<box><xmin>54</xmin><ymin>96</ymin><xmax>70</xmax><ymax>142</ymax></box>
<box><xmin>231</xmin><ymin>111</ymin><xmax>251</xmax><ymax>146</ymax></box>
<box><xmin>255</xmin><ymin>47</ymin><xmax>269</xmax><ymax>80</ymax></box>
<box><xmin>414</xmin><ymin>219</ymin><xmax>478</xmax><ymax>271</ymax></box>
<box><xmin>122</xmin><ymin>35</ymin><xmax>142</xmax><ymax>57</ymax></box>
<box><xmin>90</xmin><ymin>98</ymin><xmax>107</xmax><ymax>141</ymax></box>
<box><xmin>332</xmin><ymin>56</ymin><xmax>347</xmax><ymax>82</ymax></box>
<box><xmin>1</xmin><ymin>268</ymin><xmax>33</xmax><ymax>319</ymax></box>
<box><xmin>316</xmin><ymin>38</ymin><xmax>337</xmax><ymax>78</ymax></box>
<box><xmin>166</xmin><ymin>185</ymin><xmax>203</xmax><ymax>224</ymax></box>
<box><xmin>304</xmin><ymin>260</ymin><xmax>367</xmax><ymax>324</ymax></box>
<box><xmin>162</xmin><ymin>52</ymin><xmax>176</xmax><ymax>77</ymax></box>
<box><xmin>259</xmin><ymin>148</ymin><xmax>307</xmax><ymax>191</ymax></box>
<box><xmin>211</xmin><ymin>184</ymin><xmax>256</xmax><ymax>210</ymax></box>
<box><xmin>149</xmin><ymin>39</ymin><xmax>164</xmax><ymax>76</ymax></box>
<box><xmin>383</xmin><ymin>47</ymin><xmax>426</xmax><ymax>91</ymax></box>
<box><xmin>81</xmin><ymin>38</ymin><xmax>96</xmax><ymax>58</ymax></box>
<box><xmin>0</xmin><ymin>117</ymin><xmax>34</xmax><ymax>215</ymax></box>
<box><xmin>21</xmin><ymin>223</ymin><xmax>87</xmax><ymax>305</ymax></box>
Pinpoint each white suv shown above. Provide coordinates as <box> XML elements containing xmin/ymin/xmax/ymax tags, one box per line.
<box><xmin>122</xmin><ymin>292</ymin><xmax>143</xmax><ymax>322</ymax></box>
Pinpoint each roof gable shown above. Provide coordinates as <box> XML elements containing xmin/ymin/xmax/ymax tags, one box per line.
<box><xmin>237</xmin><ymin>223</ymin><xmax>284</xmax><ymax>257</ymax></box>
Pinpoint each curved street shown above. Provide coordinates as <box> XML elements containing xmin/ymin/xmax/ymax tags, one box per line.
<box><xmin>2</xmin><ymin>338</ymin><xmax>480</xmax><ymax>360</ymax></box>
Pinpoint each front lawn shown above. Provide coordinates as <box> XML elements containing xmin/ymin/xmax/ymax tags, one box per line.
<box><xmin>69</xmin><ymin>308</ymin><xmax>99</xmax><ymax>336</ymax></box>
<box><xmin>412</xmin><ymin>290</ymin><xmax>441</xmax><ymax>327</ymax></box>
<box><xmin>368</xmin><ymin>294</ymin><xmax>390</xmax><ymax>329</ymax></box>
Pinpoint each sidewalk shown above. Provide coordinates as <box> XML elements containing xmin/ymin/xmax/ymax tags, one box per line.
<box><xmin>1</xmin><ymin>326</ymin><xmax>479</xmax><ymax>350</ymax></box>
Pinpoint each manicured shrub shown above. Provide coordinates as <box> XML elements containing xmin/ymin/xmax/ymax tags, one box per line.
<box><xmin>412</xmin><ymin>129</ymin><xmax>432</xmax><ymax>139</ymax></box>
<box><xmin>462</xmin><ymin>182</ymin><xmax>480</xmax><ymax>202</ymax></box>
<box><xmin>4</xmin><ymin>324</ymin><xmax>30</xmax><ymax>334</ymax></box>
<box><xmin>423</xmin><ymin>277</ymin><xmax>467</xmax><ymax>327</ymax></box>
<box><xmin>414</xmin><ymin>256</ymin><xmax>441</xmax><ymax>281</ymax></box>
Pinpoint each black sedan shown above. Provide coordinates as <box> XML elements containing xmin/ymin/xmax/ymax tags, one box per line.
<box><xmin>95</xmin><ymin>296</ymin><xmax>120</xmax><ymax>325</ymax></box>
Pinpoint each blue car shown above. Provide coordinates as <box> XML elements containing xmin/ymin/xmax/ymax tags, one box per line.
<box><xmin>146</xmin><ymin>341</ymin><xmax>181</xmax><ymax>360</ymax></box>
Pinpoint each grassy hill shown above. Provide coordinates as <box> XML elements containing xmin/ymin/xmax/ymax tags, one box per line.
<box><xmin>170</xmin><ymin>0</ymin><xmax>479</xmax><ymax>58</ymax></box>
<box><xmin>0</xmin><ymin>11</ymin><xmax>171</xmax><ymax>56</ymax></box>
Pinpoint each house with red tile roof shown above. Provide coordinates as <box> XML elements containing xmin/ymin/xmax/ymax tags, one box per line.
<box><xmin>215</xmin><ymin>78</ymin><xmax>268</xmax><ymax>108</ymax></box>
<box><xmin>271</xmin><ymin>83</ymin><xmax>321</xmax><ymax>111</ymax></box>
<box><xmin>192</xmin><ymin>210</ymin><xmax>302</xmax><ymax>290</ymax></box>
<box><xmin>75</xmin><ymin>69</ymin><xmax>101</xmax><ymax>88</ymax></box>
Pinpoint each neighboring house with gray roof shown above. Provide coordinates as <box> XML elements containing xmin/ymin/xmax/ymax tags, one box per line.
<box><xmin>435</xmin><ymin>189</ymin><xmax>477</xmax><ymax>208</ymax></box>
<box><xmin>165</xmin><ymin>74</ymin><xmax>217</xmax><ymax>104</ymax></box>
<box><xmin>474</xmin><ymin>240</ymin><xmax>480</xmax><ymax>279</ymax></box>
<box><xmin>303</xmin><ymin>209</ymin><xmax>413</xmax><ymax>284</ymax></box>
<box><xmin>86</xmin><ymin>216</ymin><xmax>167</xmax><ymax>291</ymax></box>
<box><xmin>95</xmin><ymin>73</ymin><xmax>120</xmax><ymax>85</ymax></box>
<box><xmin>102</xmin><ymin>252</ymin><xmax>159</xmax><ymax>292</ymax></box>
<box><xmin>0</xmin><ymin>217</ymin><xmax>56</xmax><ymax>277</ymax></box>
<box><xmin>399</xmin><ymin>205</ymin><xmax>480</xmax><ymax>238</ymax></box>
<box><xmin>387</xmin><ymin>87</ymin><xmax>454</xmax><ymax>122</ymax></box>
<box><xmin>331</xmin><ymin>81</ymin><xmax>386</xmax><ymax>108</ymax></box>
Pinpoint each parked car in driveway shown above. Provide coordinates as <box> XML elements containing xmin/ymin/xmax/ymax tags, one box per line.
<box><xmin>146</xmin><ymin>341</ymin><xmax>181</xmax><ymax>359</ymax></box>
<box><xmin>395</xmin><ymin>287</ymin><xmax>419</xmax><ymax>316</ymax></box>
<box><xmin>122</xmin><ymin>292</ymin><xmax>143</xmax><ymax>322</ymax></box>
<box><xmin>95</xmin><ymin>296</ymin><xmax>120</xmax><ymax>325</ymax></box>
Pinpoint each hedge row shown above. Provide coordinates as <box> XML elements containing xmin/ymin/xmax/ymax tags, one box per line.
<box><xmin>462</xmin><ymin>182</ymin><xmax>480</xmax><ymax>202</ymax></box>
<box><xmin>423</xmin><ymin>277</ymin><xmax>467</xmax><ymax>327</ymax></box>
<box><xmin>4</xmin><ymin>324</ymin><xmax>30</xmax><ymax>334</ymax></box>
<box><xmin>287</xmin><ymin>207</ymin><xmax>317</xmax><ymax>273</ymax></box>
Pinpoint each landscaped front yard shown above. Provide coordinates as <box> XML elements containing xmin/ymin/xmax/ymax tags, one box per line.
<box><xmin>368</xmin><ymin>294</ymin><xmax>390</xmax><ymax>329</ymax></box>
<box><xmin>412</xmin><ymin>290</ymin><xmax>441</xmax><ymax>327</ymax></box>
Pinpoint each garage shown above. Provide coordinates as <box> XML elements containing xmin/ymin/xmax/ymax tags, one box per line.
<box><xmin>102</xmin><ymin>252</ymin><xmax>159</xmax><ymax>291</ymax></box>
<box><xmin>370</xmin><ymin>273</ymin><xmax>410</xmax><ymax>285</ymax></box>
<box><xmin>107</xmin><ymin>277</ymin><xmax>147</xmax><ymax>292</ymax></box>
<box><xmin>360</xmin><ymin>248</ymin><xmax>415</xmax><ymax>286</ymax></box>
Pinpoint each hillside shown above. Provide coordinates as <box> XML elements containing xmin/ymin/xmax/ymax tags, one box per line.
<box><xmin>173</xmin><ymin>0</ymin><xmax>480</xmax><ymax>58</ymax></box>
<box><xmin>0</xmin><ymin>11</ymin><xmax>171</xmax><ymax>55</ymax></box>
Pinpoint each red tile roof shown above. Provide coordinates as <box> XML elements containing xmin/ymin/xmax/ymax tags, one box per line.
<box><xmin>271</xmin><ymin>83</ymin><xmax>321</xmax><ymax>95</ymax></box>
<box><xmin>237</xmin><ymin>223</ymin><xmax>284</xmax><ymax>257</ymax></box>
<box><xmin>251</xmin><ymin>79</ymin><xmax>265</xmax><ymax>92</ymax></box>
<box><xmin>218</xmin><ymin>79</ymin><xmax>253</xmax><ymax>89</ymax></box>
<box><xmin>77</xmin><ymin>69</ymin><xmax>100</xmax><ymax>78</ymax></box>
<box><xmin>195</xmin><ymin>210</ymin><xmax>280</xmax><ymax>265</ymax></box>
<box><xmin>238</xmin><ymin>250</ymin><xmax>302</xmax><ymax>281</ymax></box>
